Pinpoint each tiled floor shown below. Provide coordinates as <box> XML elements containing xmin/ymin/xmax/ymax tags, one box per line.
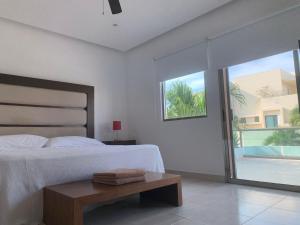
<box><xmin>84</xmin><ymin>177</ymin><xmax>300</xmax><ymax>225</ymax></box>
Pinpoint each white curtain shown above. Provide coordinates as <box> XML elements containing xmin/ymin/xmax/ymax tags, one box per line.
<box><xmin>155</xmin><ymin>41</ymin><xmax>208</xmax><ymax>82</ymax></box>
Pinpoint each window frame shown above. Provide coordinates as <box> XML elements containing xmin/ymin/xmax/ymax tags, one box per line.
<box><xmin>161</xmin><ymin>72</ymin><xmax>208</xmax><ymax>122</ymax></box>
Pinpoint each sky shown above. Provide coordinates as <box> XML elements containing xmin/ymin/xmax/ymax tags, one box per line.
<box><xmin>228</xmin><ymin>50</ymin><xmax>297</xmax><ymax>81</ymax></box>
<box><xmin>165</xmin><ymin>71</ymin><xmax>205</xmax><ymax>93</ymax></box>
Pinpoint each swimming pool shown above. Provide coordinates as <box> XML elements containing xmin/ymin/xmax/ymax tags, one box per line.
<box><xmin>235</xmin><ymin>146</ymin><xmax>300</xmax><ymax>159</ymax></box>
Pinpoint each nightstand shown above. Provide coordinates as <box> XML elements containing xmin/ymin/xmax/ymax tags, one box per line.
<box><xmin>103</xmin><ymin>140</ymin><xmax>136</xmax><ymax>145</ymax></box>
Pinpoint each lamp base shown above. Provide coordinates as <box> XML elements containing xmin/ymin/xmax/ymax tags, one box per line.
<box><xmin>113</xmin><ymin>131</ymin><xmax>120</xmax><ymax>141</ymax></box>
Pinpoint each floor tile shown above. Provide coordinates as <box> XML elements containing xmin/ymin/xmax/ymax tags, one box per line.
<box><xmin>84</xmin><ymin>178</ymin><xmax>299</xmax><ymax>225</ymax></box>
<box><xmin>273</xmin><ymin>197</ymin><xmax>300</xmax><ymax>212</ymax></box>
<box><xmin>130</xmin><ymin>212</ymin><xmax>184</xmax><ymax>225</ymax></box>
<box><xmin>243</xmin><ymin>217</ymin><xmax>285</xmax><ymax>225</ymax></box>
<box><xmin>172</xmin><ymin>218</ymin><xmax>206</xmax><ymax>225</ymax></box>
<box><xmin>209</xmin><ymin>200</ymin><xmax>268</xmax><ymax>217</ymax></box>
<box><xmin>246</xmin><ymin>208</ymin><xmax>300</xmax><ymax>225</ymax></box>
<box><xmin>170</xmin><ymin>201</ymin><xmax>251</xmax><ymax>225</ymax></box>
<box><xmin>235</xmin><ymin>190</ymin><xmax>284</xmax><ymax>207</ymax></box>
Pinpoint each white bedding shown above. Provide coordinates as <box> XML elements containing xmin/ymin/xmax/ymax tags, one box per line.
<box><xmin>0</xmin><ymin>145</ymin><xmax>165</xmax><ymax>225</ymax></box>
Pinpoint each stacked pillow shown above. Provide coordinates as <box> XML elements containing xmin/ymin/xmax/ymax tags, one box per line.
<box><xmin>0</xmin><ymin>134</ymin><xmax>48</xmax><ymax>148</ymax></box>
<box><xmin>45</xmin><ymin>136</ymin><xmax>105</xmax><ymax>148</ymax></box>
<box><xmin>0</xmin><ymin>135</ymin><xmax>104</xmax><ymax>148</ymax></box>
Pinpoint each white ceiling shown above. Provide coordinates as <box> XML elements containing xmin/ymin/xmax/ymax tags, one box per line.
<box><xmin>0</xmin><ymin>0</ymin><xmax>232</xmax><ymax>51</ymax></box>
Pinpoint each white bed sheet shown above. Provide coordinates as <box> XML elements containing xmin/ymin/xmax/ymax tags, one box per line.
<box><xmin>0</xmin><ymin>144</ymin><xmax>165</xmax><ymax>225</ymax></box>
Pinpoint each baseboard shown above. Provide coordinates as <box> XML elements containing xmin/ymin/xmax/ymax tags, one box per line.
<box><xmin>166</xmin><ymin>170</ymin><xmax>225</xmax><ymax>182</ymax></box>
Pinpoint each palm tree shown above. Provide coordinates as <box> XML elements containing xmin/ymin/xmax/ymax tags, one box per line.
<box><xmin>263</xmin><ymin>107</ymin><xmax>300</xmax><ymax>146</ymax></box>
<box><xmin>229</xmin><ymin>83</ymin><xmax>246</xmax><ymax>147</ymax></box>
<box><xmin>165</xmin><ymin>81</ymin><xmax>206</xmax><ymax>119</ymax></box>
<box><xmin>230</xmin><ymin>83</ymin><xmax>246</xmax><ymax>106</ymax></box>
<box><xmin>165</xmin><ymin>81</ymin><xmax>245</xmax><ymax>123</ymax></box>
<box><xmin>232</xmin><ymin>116</ymin><xmax>241</xmax><ymax>147</ymax></box>
<box><xmin>289</xmin><ymin>107</ymin><xmax>300</xmax><ymax>126</ymax></box>
<box><xmin>193</xmin><ymin>92</ymin><xmax>206</xmax><ymax>114</ymax></box>
<box><xmin>264</xmin><ymin>129</ymin><xmax>300</xmax><ymax>146</ymax></box>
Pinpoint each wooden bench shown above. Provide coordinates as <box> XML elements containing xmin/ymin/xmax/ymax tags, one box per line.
<box><xmin>43</xmin><ymin>172</ymin><xmax>182</xmax><ymax>225</ymax></box>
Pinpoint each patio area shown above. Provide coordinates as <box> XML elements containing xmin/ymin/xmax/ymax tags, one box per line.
<box><xmin>235</xmin><ymin>151</ymin><xmax>300</xmax><ymax>186</ymax></box>
<box><xmin>233</xmin><ymin>128</ymin><xmax>300</xmax><ymax>186</ymax></box>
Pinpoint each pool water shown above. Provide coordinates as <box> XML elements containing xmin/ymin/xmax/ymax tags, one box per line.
<box><xmin>235</xmin><ymin>146</ymin><xmax>300</xmax><ymax>159</ymax></box>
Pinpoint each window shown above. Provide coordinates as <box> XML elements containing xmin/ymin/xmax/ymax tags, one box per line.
<box><xmin>162</xmin><ymin>71</ymin><xmax>207</xmax><ymax>120</ymax></box>
<box><xmin>240</xmin><ymin>118</ymin><xmax>246</xmax><ymax>124</ymax></box>
<box><xmin>265</xmin><ymin>115</ymin><xmax>278</xmax><ymax>128</ymax></box>
<box><xmin>224</xmin><ymin>47</ymin><xmax>300</xmax><ymax>186</ymax></box>
<box><xmin>239</xmin><ymin>116</ymin><xmax>259</xmax><ymax>124</ymax></box>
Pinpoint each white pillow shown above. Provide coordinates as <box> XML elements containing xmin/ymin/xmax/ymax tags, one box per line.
<box><xmin>0</xmin><ymin>134</ymin><xmax>48</xmax><ymax>148</ymax></box>
<box><xmin>45</xmin><ymin>136</ymin><xmax>105</xmax><ymax>148</ymax></box>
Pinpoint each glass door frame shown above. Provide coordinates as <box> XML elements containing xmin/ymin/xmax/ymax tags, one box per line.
<box><xmin>219</xmin><ymin>45</ymin><xmax>300</xmax><ymax>192</ymax></box>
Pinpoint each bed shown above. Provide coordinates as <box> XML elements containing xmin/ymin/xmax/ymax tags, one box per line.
<box><xmin>0</xmin><ymin>74</ymin><xmax>165</xmax><ymax>225</ymax></box>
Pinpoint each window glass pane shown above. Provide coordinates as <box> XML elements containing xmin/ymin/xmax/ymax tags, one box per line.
<box><xmin>227</xmin><ymin>49</ymin><xmax>300</xmax><ymax>186</ymax></box>
<box><xmin>265</xmin><ymin>115</ymin><xmax>278</xmax><ymax>128</ymax></box>
<box><xmin>240</xmin><ymin>118</ymin><xmax>246</xmax><ymax>124</ymax></box>
<box><xmin>162</xmin><ymin>71</ymin><xmax>207</xmax><ymax>120</ymax></box>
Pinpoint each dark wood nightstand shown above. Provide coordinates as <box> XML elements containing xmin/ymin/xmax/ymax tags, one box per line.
<box><xmin>102</xmin><ymin>140</ymin><xmax>136</xmax><ymax>145</ymax></box>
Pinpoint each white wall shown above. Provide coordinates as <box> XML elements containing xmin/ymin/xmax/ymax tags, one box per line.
<box><xmin>126</xmin><ymin>0</ymin><xmax>300</xmax><ymax>176</ymax></box>
<box><xmin>0</xmin><ymin>18</ymin><xmax>128</xmax><ymax>141</ymax></box>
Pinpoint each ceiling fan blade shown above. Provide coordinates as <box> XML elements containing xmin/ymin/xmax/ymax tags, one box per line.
<box><xmin>108</xmin><ymin>0</ymin><xmax>122</xmax><ymax>14</ymax></box>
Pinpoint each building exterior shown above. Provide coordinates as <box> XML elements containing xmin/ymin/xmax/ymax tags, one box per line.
<box><xmin>232</xmin><ymin>69</ymin><xmax>298</xmax><ymax>129</ymax></box>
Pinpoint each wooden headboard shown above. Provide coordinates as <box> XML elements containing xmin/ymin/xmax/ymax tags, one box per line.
<box><xmin>0</xmin><ymin>73</ymin><xmax>94</xmax><ymax>138</ymax></box>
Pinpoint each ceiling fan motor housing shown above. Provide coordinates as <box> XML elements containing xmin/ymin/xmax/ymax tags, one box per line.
<box><xmin>108</xmin><ymin>0</ymin><xmax>122</xmax><ymax>14</ymax></box>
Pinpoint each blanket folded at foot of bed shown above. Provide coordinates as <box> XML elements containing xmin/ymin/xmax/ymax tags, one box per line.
<box><xmin>93</xmin><ymin>168</ymin><xmax>145</xmax><ymax>179</ymax></box>
<box><xmin>93</xmin><ymin>175</ymin><xmax>145</xmax><ymax>185</ymax></box>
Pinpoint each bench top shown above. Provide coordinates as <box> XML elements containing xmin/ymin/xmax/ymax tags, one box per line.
<box><xmin>44</xmin><ymin>172</ymin><xmax>181</xmax><ymax>202</ymax></box>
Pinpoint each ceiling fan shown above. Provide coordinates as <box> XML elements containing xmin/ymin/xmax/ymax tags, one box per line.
<box><xmin>107</xmin><ymin>0</ymin><xmax>122</xmax><ymax>14</ymax></box>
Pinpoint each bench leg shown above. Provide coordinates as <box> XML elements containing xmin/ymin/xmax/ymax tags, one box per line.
<box><xmin>140</xmin><ymin>182</ymin><xmax>182</xmax><ymax>206</ymax></box>
<box><xmin>44</xmin><ymin>189</ymin><xmax>83</xmax><ymax>225</ymax></box>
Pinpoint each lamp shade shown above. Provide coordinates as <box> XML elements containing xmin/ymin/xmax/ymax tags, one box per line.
<box><xmin>113</xmin><ymin>121</ymin><xmax>122</xmax><ymax>131</ymax></box>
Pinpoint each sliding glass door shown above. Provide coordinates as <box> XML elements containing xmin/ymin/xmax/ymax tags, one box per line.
<box><xmin>222</xmin><ymin>48</ymin><xmax>300</xmax><ymax>189</ymax></box>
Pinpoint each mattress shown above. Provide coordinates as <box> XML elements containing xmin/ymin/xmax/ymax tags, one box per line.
<box><xmin>0</xmin><ymin>145</ymin><xmax>165</xmax><ymax>225</ymax></box>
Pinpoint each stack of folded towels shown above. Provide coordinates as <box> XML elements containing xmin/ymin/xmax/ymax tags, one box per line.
<box><xmin>93</xmin><ymin>169</ymin><xmax>146</xmax><ymax>185</ymax></box>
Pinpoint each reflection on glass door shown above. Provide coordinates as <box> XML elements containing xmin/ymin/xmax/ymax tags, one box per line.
<box><xmin>225</xmin><ymin>49</ymin><xmax>300</xmax><ymax>186</ymax></box>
